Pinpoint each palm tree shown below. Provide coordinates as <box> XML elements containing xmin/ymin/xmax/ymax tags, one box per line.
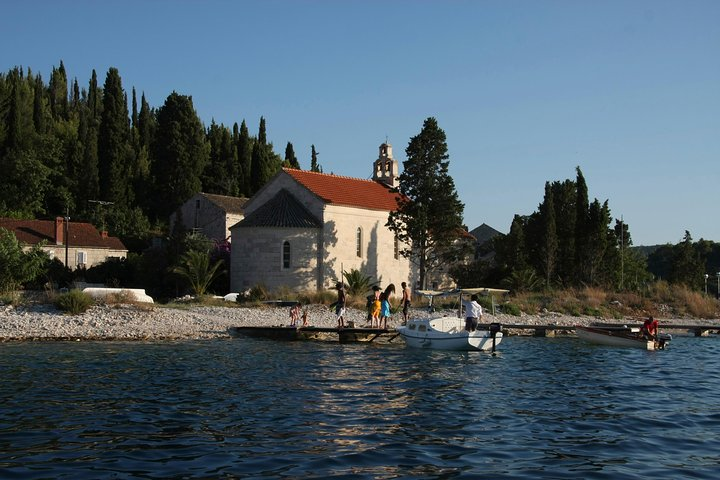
<box><xmin>172</xmin><ymin>250</ymin><xmax>225</xmax><ymax>296</ymax></box>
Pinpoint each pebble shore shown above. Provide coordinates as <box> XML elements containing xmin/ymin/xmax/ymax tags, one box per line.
<box><xmin>1</xmin><ymin>302</ymin><xmax>717</xmax><ymax>341</ymax></box>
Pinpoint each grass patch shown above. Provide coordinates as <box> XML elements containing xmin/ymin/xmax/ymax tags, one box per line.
<box><xmin>54</xmin><ymin>289</ymin><xmax>94</xmax><ymax>315</ymax></box>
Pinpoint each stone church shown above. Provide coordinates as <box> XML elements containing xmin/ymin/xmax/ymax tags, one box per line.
<box><xmin>230</xmin><ymin>143</ymin><xmax>412</xmax><ymax>293</ymax></box>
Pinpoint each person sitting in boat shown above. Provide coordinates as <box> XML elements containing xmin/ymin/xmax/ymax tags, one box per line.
<box><xmin>462</xmin><ymin>294</ymin><xmax>483</xmax><ymax>332</ymax></box>
<box><xmin>640</xmin><ymin>316</ymin><xmax>658</xmax><ymax>340</ymax></box>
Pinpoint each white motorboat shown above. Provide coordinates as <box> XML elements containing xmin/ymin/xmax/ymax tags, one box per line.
<box><xmin>395</xmin><ymin>288</ymin><xmax>507</xmax><ymax>352</ymax></box>
<box><xmin>576</xmin><ymin>325</ymin><xmax>671</xmax><ymax>350</ymax></box>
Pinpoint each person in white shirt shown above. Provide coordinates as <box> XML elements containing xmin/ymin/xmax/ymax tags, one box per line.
<box><xmin>462</xmin><ymin>294</ymin><xmax>483</xmax><ymax>332</ymax></box>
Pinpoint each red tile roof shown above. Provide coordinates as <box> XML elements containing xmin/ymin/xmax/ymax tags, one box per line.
<box><xmin>0</xmin><ymin>218</ymin><xmax>126</xmax><ymax>251</ymax></box>
<box><xmin>283</xmin><ymin>168</ymin><xmax>402</xmax><ymax>211</ymax></box>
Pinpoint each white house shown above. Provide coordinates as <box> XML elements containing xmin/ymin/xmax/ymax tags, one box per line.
<box><xmin>0</xmin><ymin>217</ymin><xmax>127</xmax><ymax>269</ymax></box>
<box><xmin>230</xmin><ymin>143</ymin><xmax>411</xmax><ymax>292</ymax></box>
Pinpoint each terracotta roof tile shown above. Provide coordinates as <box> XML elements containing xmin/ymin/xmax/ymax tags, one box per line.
<box><xmin>283</xmin><ymin>168</ymin><xmax>401</xmax><ymax>211</ymax></box>
<box><xmin>0</xmin><ymin>218</ymin><xmax>127</xmax><ymax>251</ymax></box>
<box><xmin>236</xmin><ymin>189</ymin><xmax>322</xmax><ymax>228</ymax></box>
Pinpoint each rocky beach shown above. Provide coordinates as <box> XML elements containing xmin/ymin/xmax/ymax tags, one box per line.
<box><xmin>2</xmin><ymin>301</ymin><xmax>718</xmax><ymax>341</ymax></box>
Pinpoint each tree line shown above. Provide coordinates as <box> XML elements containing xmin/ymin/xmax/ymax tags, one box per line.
<box><xmin>1</xmin><ymin>62</ymin><xmax>718</xmax><ymax>298</ymax></box>
<box><xmin>451</xmin><ymin>167</ymin><xmax>720</xmax><ymax>295</ymax></box>
<box><xmin>0</xmin><ymin>62</ymin><xmax>325</xmax><ymax>243</ymax></box>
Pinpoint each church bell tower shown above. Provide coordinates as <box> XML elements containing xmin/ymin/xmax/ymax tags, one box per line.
<box><xmin>372</xmin><ymin>142</ymin><xmax>399</xmax><ymax>188</ymax></box>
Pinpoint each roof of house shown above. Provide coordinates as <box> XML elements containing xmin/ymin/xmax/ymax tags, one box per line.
<box><xmin>236</xmin><ymin>189</ymin><xmax>322</xmax><ymax>228</ymax></box>
<box><xmin>200</xmin><ymin>193</ymin><xmax>248</xmax><ymax>213</ymax></box>
<box><xmin>283</xmin><ymin>168</ymin><xmax>401</xmax><ymax>211</ymax></box>
<box><xmin>469</xmin><ymin>223</ymin><xmax>502</xmax><ymax>244</ymax></box>
<box><xmin>0</xmin><ymin>218</ymin><xmax>127</xmax><ymax>250</ymax></box>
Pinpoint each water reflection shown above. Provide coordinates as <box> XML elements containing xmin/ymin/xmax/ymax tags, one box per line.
<box><xmin>1</xmin><ymin>337</ymin><xmax>719</xmax><ymax>478</ymax></box>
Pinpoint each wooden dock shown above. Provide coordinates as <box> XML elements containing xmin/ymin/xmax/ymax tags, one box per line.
<box><xmin>488</xmin><ymin>323</ymin><xmax>720</xmax><ymax>337</ymax></box>
<box><xmin>229</xmin><ymin>326</ymin><xmax>392</xmax><ymax>343</ymax></box>
<box><xmin>229</xmin><ymin>322</ymin><xmax>720</xmax><ymax>343</ymax></box>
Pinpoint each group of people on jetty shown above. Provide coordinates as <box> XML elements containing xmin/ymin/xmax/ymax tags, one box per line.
<box><xmin>289</xmin><ymin>280</ymin><xmax>488</xmax><ymax>332</ymax></box>
<box><xmin>316</xmin><ymin>281</ymin><xmax>413</xmax><ymax>330</ymax></box>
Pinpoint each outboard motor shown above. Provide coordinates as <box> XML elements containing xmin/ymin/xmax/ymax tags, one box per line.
<box><xmin>489</xmin><ymin>322</ymin><xmax>502</xmax><ymax>354</ymax></box>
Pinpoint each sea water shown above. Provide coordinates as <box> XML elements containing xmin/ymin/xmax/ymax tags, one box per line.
<box><xmin>1</xmin><ymin>335</ymin><xmax>718</xmax><ymax>479</ymax></box>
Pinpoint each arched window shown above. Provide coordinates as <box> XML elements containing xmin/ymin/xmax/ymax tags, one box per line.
<box><xmin>356</xmin><ymin>227</ymin><xmax>363</xmax><ymax>258</ymax></box>
<box><xmin>282</xmin><ymin>241</ymin><xmax>291</xmax><ymax>269</ymax></box>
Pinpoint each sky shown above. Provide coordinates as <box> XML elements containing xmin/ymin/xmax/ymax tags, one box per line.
<box><xmin>2</xmin><ymin>0</ymin><xmax>718</xmax><ymax>246</ymax></box>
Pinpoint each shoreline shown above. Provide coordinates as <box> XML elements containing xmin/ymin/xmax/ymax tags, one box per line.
<box><xmin>2</xmin><ymin>302</ymin><xmax>719</xmax><ymax>342</ymax></box>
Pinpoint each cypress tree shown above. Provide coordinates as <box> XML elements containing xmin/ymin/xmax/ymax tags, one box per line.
<box><xmin>32</xmin><ymin>74</ymin><xmax>46</xmax><ymax>134</ymax></box>
<box><xmin>236</xmin><ymin>120</ymin><xmax>252</xmax><ymax>196</ymax></box>
<box><xmin>538</xmin><ymin>182</ymin><xmax>558</xmax><ymax>289</ymax></box>
<box><xmin>284</xmin><ymin>141</ymin><xmax>299</xmax><ymax>169</ymax></box>
<box><xmin>49</xmin><ymin>61</ymin><xmax>68</xmax><ymax>120</ymax></box>
<box><xmin>97</xmin><ymin>67</ymin><xmax>131</xmax><ymax>205</ymax></box>
<box><xmin>249</xmin><ymin>117</ymin><xmax>274</xmax><ymax>193</ymax></box>
<box><xmin>151</xmin><ymin>91</ymin><xmax>209</xmax><ymax>220</ymax></box>
<box><xmin>310</xmin><ymin>144</ymin><xmax>321</xmax><ymax>172</ymax></box>
<box><xmin>574</xmin><ymin>166</ymin><xmax>590</xmax><ymax>283</ymax></box>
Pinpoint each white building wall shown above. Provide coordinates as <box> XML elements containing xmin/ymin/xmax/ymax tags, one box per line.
<box><xmin>322</xmin><ymin>205</ymin><xmax>411</xmax><ymax>291</ymax></box>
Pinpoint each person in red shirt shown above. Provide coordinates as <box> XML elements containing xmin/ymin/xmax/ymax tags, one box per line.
<box><xmin>640</xmin><ymin>316</ymin><xmax>658</xmax><ymax>340</ymax></box>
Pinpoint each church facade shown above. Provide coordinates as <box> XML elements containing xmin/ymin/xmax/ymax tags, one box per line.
<box><xmin>230</xmin><ymin>144</ymin><xmax>412</xmax><ymax>293</ymax></box>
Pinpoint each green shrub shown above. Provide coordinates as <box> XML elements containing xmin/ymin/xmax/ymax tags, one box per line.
<box><xmin>55</xmin><ymin>289</ymin><xmax>94</xmax><ymax>315</ymax></box>
<box><xmin>501</xmin><ymin>303</ymin><xmax>522</xmax><ymax>316</ymax></box>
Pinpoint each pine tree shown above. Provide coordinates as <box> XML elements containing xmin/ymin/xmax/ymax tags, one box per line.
<box><xmin>386</xmin><ymin>117</ymin><xmax>466</xmax><ymax>289</ymax></box>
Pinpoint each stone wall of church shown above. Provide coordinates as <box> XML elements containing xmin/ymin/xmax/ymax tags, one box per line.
<box><xmin>230</xmin><ymin>226</ymin><xmax>321</xmax><ymax>292</ymax></box>
<box><xmin>323</xmin><ymin>205</ymin><xmax>411</xmax><ymax>292</ymax></box>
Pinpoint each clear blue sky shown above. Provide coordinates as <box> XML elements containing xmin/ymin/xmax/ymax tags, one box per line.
<box><xmin>2</xmin><ymin>0</ymin><xmax>718</xmax><ymax>246</ymax></box>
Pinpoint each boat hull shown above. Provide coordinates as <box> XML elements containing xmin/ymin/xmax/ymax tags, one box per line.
<box><xmin>576</xmin><ymin>326</ymin><xmax>669</xmax><ymax>350</ymax></box>
<box><xmin>396</xmin><ymin>317</ymin><xmax>502</xmax><ymax>351</ymax></box>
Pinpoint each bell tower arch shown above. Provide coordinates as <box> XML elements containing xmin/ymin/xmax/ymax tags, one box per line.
<box><xmin>372</xmin><ymin>142</ymin><xmax>399</xmax><ymax>188</ymax></box>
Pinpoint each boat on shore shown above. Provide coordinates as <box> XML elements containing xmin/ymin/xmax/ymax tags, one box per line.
<box><xmin>396</xmin><ymin>288</ymin><xmax>507</xmax><ymax>352</ymax></box>
<box><xmin>575</xmin><ymin>325</ymin><xmax>671</xmax><ymax>350</ymax></box>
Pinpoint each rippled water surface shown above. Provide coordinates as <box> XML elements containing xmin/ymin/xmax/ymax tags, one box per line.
<box><xmin>1</xmin><ymin>335</ymin><xmax>719</xmax><ymax>479</ymax></box>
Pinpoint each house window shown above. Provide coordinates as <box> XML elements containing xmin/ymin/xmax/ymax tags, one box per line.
<box><xmin>282</xmin><ymin>241</ymin><xmax>291</xmax><ymax>269</ymax></box>
<box><xmin>356</xmin><ymin>227</ymin><xmax>363</xmax><ymax>258</ymax></box>
<box><xmin>77</xmin><ymin>251</ymin><xmax>87</xmax><ymax>268</ymax></box>
<box><xmin>394</xmin><ymin>236</ymin><xmax>399</xmax><ymax>259</ymax></box>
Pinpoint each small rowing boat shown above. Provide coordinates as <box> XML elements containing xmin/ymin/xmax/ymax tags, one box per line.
<box><xmin>575</xmin><ymin>325</ymin><xmax>671</xmax><ymax>350</ymax></box>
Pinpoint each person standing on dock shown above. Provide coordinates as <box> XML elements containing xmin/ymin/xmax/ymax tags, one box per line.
<box><xmin>462</xmin><ymin>294</ymin><xmax>483</xmax><ymax>332</ymax></box>
<box><xmin>380</xmin><ymin>284</ymin><xmax>396</xmax><ymax>329</ymax></box>
<box><xmin>334</xmin><ymin>282</ymin><xmax>347</xmax><ymax>328</ymax></box>
<box><xmin>289</xmin><ymin>303</ymin><xmax>300</xmax><ymax>326</ymax></box>
<box><xmin>371</xmin><ymin>286</ymin><xmax>382</xmax><ymax>328</ymax></box>
<box><xmin>400</xmin><ymin>282</ymin><xmax>411</xmax><ymax>325</ymax></box>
